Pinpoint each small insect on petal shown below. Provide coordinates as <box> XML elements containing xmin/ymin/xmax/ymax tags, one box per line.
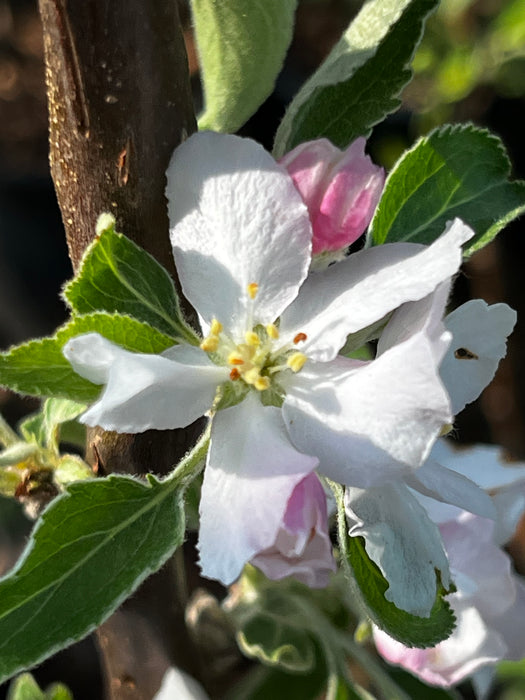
<box><xmin>455</xmin><ymin>347</ymin><xmax>479</xmax><ymax>360</ymax></box>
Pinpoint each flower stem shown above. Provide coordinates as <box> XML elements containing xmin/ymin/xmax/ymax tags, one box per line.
<box><xmin>166</xmin><ymin>422</ymin><xmax>211</xmax><ymax>489</ymax></box>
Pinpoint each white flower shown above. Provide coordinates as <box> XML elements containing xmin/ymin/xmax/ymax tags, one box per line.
<box><xmin>345</xmin><ymin>296</ymin><xmax>516</xmax><ymax>615</ymax></box>
<box><xmin>373</xmin><ymin>512</ymin><xmax>525</xmax><ymax>694</ymax></box>
<box><xmin>64</xmin><ymin>132</ymin><xmax>474</xmax><ymax>588</ymax></box>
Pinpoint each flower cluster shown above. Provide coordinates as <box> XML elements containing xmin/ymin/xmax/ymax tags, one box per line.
<box><xmin>63</xmin><ymin>132</ymin><xmax>520</xmax><ymax>687</ymax></box>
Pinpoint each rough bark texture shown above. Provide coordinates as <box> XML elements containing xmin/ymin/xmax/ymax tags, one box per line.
<box><xmin>38</xmin><ymin>1</ymin><xmax>200</xmax><ymax>697</ymax></box>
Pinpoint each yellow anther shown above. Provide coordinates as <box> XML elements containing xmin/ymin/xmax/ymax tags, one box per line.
<box><xmin>247</xmin><ymin>282</ymin><xmax>259</xmax><ymax>300</ymax></box>
<box><xmin>254</xmin><ymin>376</ymin><xmax>270</xmax><ymax>391</ymax></box>
<box><xmin>245</xmin><ymin>331</ymin><xmax>260</xmax><ymax>347</ymax></box>
<box><xmin>266</xmin><ymin>323</ymin><xmax>279</xmax><ymax>340</ymax></box>
<box><xmin>287</xmin><ymin>352</ymin><xmax>307</xmax><ymax>373</ymax></box>
<box><xmin>243</xmin><ymin>367</ymin><xmax>261</xmax><ymax>385</ymax></box>
<box><xmin>228</xmin><ymin>352</ymin><xmax>245</xmax><ymax>366</ymax></box>
<box><xmin>200</xmin><ymin>336</ymin><xmax>219</xmax><ymax>352</ymax></box>
<box><xmin>210</xmin><ymin>319</ymin><xmax>223</xmax><ymax>335</ymax></box>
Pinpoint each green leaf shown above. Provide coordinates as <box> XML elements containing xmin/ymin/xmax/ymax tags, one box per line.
<box><xmin>237</xmin><ymin>587</ymin><xmax>316</xmax><ymax>673</ymax></box>
<box><xmin>273</xmin><ymin>0</ymin><xmax>438</xmax><ymax>157</ymax></box>
<box><xmin>192</xmin><ymin>0</ymin><xmax>297</xmax><ymax>133</ymax></box>
<box><xmin>226</xmin><ymin>649</ymin><xmax>327</xmax><ymax>700</ymax></box>
<box><xmin>7</xmin><ymin>673</ymin><xmax>45</xmax><ymax>700</ymax></box>
<box><xmin>63</xmin><ymin>217</ymin><xmax>197</xmax><ymax>342</ymax></box>
<box><xmin>7</xmin><ymin>674</ymin><xmax>73</xmax><ymax>700</ymax></box>
<box><xmin>42</xmin><ymin>399</ymin><xmax>87</xmax><ymax>452</ymax></box>
<box><xmin>370</xmin><ymin>124</ymin><xmax>525</xmax><ymax>253</ymax></box>
<box><xmin>343</xmin><ymin>535</ymin><xmax>455</xmax><ymax>648</ymax></box>
<box><xmin>0</xmin><ymin>473</ymin><xmax>185</xmax><ymax>685</ymax></box>
<box><xmin>0</xmin><ymin>313</ymin><xmax>175</xmax><ymax>401</ymax></box>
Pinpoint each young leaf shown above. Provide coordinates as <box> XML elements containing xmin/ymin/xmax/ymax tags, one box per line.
<box><xmin>7</xmin><ymin>673</ymin><xmax>45</xmax><ymax>700</ymax></box>
<box><xmin>370</xmin><ymin>124</ymin><xmax>525</xmax><ymax>253</ymax></box>
<box><xmin>0</xmin><ymin>474</ymin><xmax>185</xmax><ymax>685</ymax></box>
<box><xmin>0</xmin><ymin>313</ymin><xmax>175</xmax><ymax>401</ymax></box>
<box><xmin>192</xmin><ymin>0</ymin><xmax>297</xmax><ymax>133</ymax></box>
<box><xmin>7</xmin><ymin>673</ymin><xmax>73</xmax><ymax>700</ymax></box>
<box><xmin>273</xmin><ymin>0</ymin><xmax>438</xmax><ymax>158</ymax></box>
<box><xmin>63</xmin><ymin>219</ymin><xmax>197</xmax><ymax>342</ymax></box>
<box><xmin>343</xmin><ymin>534</ymin><xmax>455</xmax><ymax>648</ymax></box>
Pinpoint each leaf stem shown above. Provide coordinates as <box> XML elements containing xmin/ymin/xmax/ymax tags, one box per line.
<box><xmin>166</xmin><ymin>422</ymin><xmax>211</xmax><ymax>489</ymax></box>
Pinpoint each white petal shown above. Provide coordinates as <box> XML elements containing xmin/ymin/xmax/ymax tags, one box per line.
<box><xmin>166</xmin><ymin>132</ymin><xmax>312</xmax><ymax>338</ymax></box>
<box><xmin>279</xmin><ymin>218</ymin><xmax>473</xmax><ymax>362</ymax></box>
<box><xmin>198</xmin><ymin>394</ymin><xmax>318</xmax><ymax>584</ymax></box>
<box><xmin>283</xmin><ymin>332</ymin><xmax>451</xmax><ymax>487</ymax></box>
<box><xmin>406</xmin><ymin>458</ymin><xmax>495</xmax><ymax>519</ymax></box>
<box><xmin>153</xmin><ymin>668</ymin><xmax>209</xmax><ymax>700</ymax></box>
<box><xmin>377</xmin><ymin>281</ymin><xmax>451</xmax><ymax>364</ymax></box>
<box><xmin>64</xmin><ymin>334</ymin><xmax>227</xmax><ymax>431</ymax></box>
<box><xmin>431</xmin><ymin>439</ymin><xmax>525</xmax><ymax>491</ymax></box>
<box><xmin>345</xmin><ymin>482</ymin><xmax>450</xmax><ymax>617</ymax></box>
<box><xmin>440</xmin><ymin>300</ymin><xmax>516</xmax><ymax>414</ymax></box>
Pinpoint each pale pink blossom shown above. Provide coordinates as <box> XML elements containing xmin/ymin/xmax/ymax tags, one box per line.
<box><xmin>374</xmin><ymin>513</ymin><xmax>525</xmax><ymax>691</ymax></box>
<box><xmin>251</xmin><ymin>473</ymin><xmax>336</xmax><ymax>588</ymax></box>
<box><xmin>280</xmin><ymin>137</ymin><xmax>384</xmax><ymax>256</ymax></box>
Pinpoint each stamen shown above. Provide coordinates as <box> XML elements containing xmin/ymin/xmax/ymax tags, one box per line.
<box><xmin>254</xmin><ymin>376</ymin><xmax>270</xmax><ymax>391</ymax></box>
<box><xmin>229</xmin><ymin>368</ymin><xmax>241</xmax><ymax>380</ymax></box>
<box><xmin>287</xmin><ymin>352</ymin><xmax>307</xmax><ymax>373</ymax></box>
<box><xmin>200</xmin><ymin>336</ymin><xmax>219</xmax><ymax>352</ymax></box>
<box><xmin>243</xmin><ymin>367</ymin><xmax>261</xmax><ymax>385</ymax></box>
<box><xmin>228</xmin><ymin>352</ymin><xmax>245</xmax><ymax>366</ymax></box>
<box><xmin>245</xmin><ymin>331</ymin><xmax>260</xmax><ymax>347</ymax></box>
<box><xmin>210</xmin><ymin>319</ymin><xmax>223</xmax><ymax>335</ymax></box>
<box><xmin>293</xmin><ymin>332</ymin><xmax>308</xmax><ymax>344</ymax></box>
<box><xmin>266</xmin><ymin>323</ymin><xmax>279</xmax><ymax>340</ymax></box>
<box><xmin>247</xmin><ymin>282</ymin><xmax>259</xmax><ymax>299</ymax></box>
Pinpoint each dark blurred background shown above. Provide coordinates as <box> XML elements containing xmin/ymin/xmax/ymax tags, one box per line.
<box><xmin>0</xmin><ymin>0</ymin><xmax>524</xmax><ymax>697</ymax></box>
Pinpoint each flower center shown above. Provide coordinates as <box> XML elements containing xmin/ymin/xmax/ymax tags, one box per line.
<box><xmin>199</xmin><ymin>283</ymin><xmax>308</xmax><ymax>394</ymax></box>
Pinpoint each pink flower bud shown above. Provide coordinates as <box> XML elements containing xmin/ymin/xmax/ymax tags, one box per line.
<box><xmin>251</xmin><ymin>473</ymin><xmax>336</xmax><ymax>588</ymax></box>
<box><xmin>281</xmin><ymin>138</ymin><xmax>384</xmax><ymax>255</ymax></box>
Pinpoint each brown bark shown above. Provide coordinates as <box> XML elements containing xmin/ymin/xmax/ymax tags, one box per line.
<box><xmin>38</xmin><ymin>1</ymin><xmax>200</xmax><ymax>697</ymax></box>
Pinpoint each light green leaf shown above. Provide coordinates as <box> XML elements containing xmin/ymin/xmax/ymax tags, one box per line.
<box><xmin>0</xmin><ymin>313</ymin><xmax>175</xmax><ymax>401</ymax></box>
<box><xmin>0</xmin><ymin>473</ymin><xmax>185</xmax><ymax>685</ymax></box>
<box><xmin>238</xmin><ymin>608</ymin><xmax>316</xmax><ymax>673</ymax></box>
<box><xmin>63</xmin><ymin>217</ymin><xmax>198</xmax><ymax>343</ymax></box>
<box><xmin>193</xmin><ymin>0</ymin><xmax>297</xmax><ymax>133</ymax></box>
<box><xmin>273</xmin><ymin>0</ymin><xmax>438</xmax><ymax>157</ymax></box>
<box><xmin>7</xmin><ymin>674</ymin><xmax>73</xmax><ymax>700</ymax></box>
<box><xmin>42</xmin><ymin>399</ymin><xmax>87</xmax><ymax>452</ymax></box>
<box><xmin>370</xmin><ymin>124</ymin><xmax>525</xmax><ymax>253</ymax></box>
<box><xmin>7</xmin><ymin>673</ymin><xmax>45</xmax><ymax>700</ymax></box>
<box><xmin>54</xmin><ymin>455</ymin><xmax>92</xmax><ymax>485</ymax></box>
<box><xmin>0</xmin><ymin>443</ymin><xmax>38</xmax><ymax>467</ymax></box>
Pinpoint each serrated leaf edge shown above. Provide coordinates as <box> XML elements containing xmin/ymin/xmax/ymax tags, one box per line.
<box><xmin>0</xmin><ymin>473</ymin><xmax>183</xmax><ymax>683</ymax></box>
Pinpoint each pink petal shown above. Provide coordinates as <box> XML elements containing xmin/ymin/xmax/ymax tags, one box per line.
<box><xmin>251</xmin><ymin>472</ymin><xmax>336</xmax><ymax>588</ymax></box>
<box><xmin>281</xmin><ymin>137</ymin><xmax>384</xmax><ymax>254</ymax></box>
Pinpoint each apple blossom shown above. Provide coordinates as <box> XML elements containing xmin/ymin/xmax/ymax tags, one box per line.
<box><xmin>250</xmin><ymin>472</ymin><xmax>336</xmax><ymax>588</ymax></box>
<box><xmin>373</xmin><ymin>512</ymin><xmax>525</xmax><ymax>692</ymax></box>
<box><xmin>64</xmin><ymin>131</ymin><xmax>475</xmax><ymax>593</ymax></box>
<box><xmin>344</xmin><ymin>296</ymin><xmax>516</xmax><ymax>615</ymax></box>
<box><xmin>280</xmin><ymin>137</ymin><xmax>384</xmax><ymax>260</ymax></box>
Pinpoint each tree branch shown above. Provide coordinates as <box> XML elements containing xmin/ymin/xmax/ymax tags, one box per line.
<box><xmin>38</xmin><ymin>1</ymin><xmax>200</xmax><ymax>697</ymax></box>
